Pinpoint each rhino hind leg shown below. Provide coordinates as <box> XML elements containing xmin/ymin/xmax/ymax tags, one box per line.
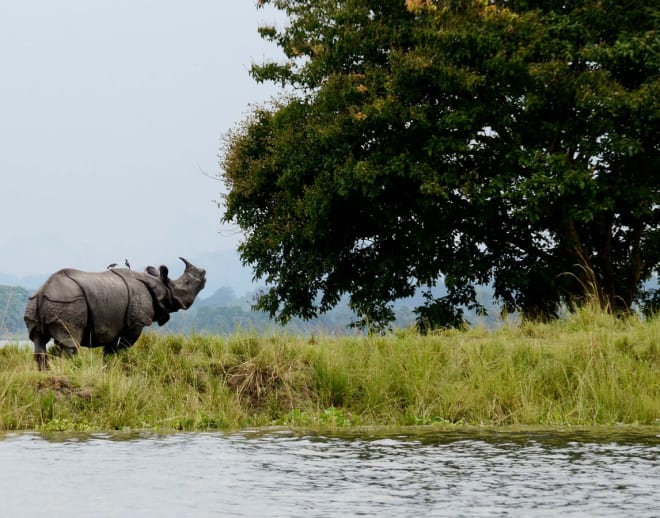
<box><xmin>30</xmin><ymin>332</ymin><xmax>50</xmax><ymax>371</ymax></box>
<box><xmin>25</xmin><ymin>298</ymin><xmax>49</xmax><ymax>370</ymax></box>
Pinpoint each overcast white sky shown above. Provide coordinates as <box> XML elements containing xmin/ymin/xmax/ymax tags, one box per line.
<box><xmin>0</xmin><ymin>1</ymin><xmax>283</xmax><ymax>283</ymax></box>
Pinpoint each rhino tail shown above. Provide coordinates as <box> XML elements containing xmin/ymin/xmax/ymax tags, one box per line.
<box><xmin>24</xmin><ymin>292</ymin><xmax>46</xmax><ymax>339</ymax></box>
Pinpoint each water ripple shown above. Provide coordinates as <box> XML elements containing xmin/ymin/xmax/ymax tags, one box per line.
<box><xmin>0</xmin><ymin>430</ymin><xmax>657</xmax><ymax>517</ymax></box>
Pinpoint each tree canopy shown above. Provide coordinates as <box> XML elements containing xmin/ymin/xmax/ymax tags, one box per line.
<box><xmin>221</xmin><ymin>0</ymin><xmax>660</xmax><ymax>330</ymax></box>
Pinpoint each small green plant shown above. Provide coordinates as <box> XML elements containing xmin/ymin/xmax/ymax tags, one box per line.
<box><xmin>319</xmin><ymin>407</ymin><xmax>353</xmax><ymax>427</ymax></box>
<box><xmin>38</xmin><ymin>417</ymin><xmax>93</xmax><ymax>433</ymax></box>
<box><xmin>277</xmin><ymin>408</ymin><xmax>315</xmax><ymax>427</ymax></box>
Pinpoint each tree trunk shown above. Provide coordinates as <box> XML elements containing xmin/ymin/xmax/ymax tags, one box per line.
<box><xmin>559</xmin><ymin>209</ymin><xmax>602</xmax><ymax>307</ymax></box>
<box><xmin>593</xmin><ymin>212</ymin><xmax>616</xmax><ymax>311</ymax></box>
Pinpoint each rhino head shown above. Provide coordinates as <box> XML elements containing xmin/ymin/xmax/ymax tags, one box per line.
<box><xmin>169</xmin><ymin>257</ymin><xmax>206</xmax><ymax>309</ymax></box>
<box><xmin>143</xmin><ymin>257</ymin><xmax>206</xmax><ymax>317</ymax></box>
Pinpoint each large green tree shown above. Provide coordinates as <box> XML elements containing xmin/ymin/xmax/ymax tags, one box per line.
<box><xmin>221</xmin><ymin>0</ymin><xmax>660</xmax><ymax>329</ymax></box>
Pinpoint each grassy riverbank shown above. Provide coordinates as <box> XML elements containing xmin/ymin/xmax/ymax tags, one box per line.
<box><xmin>1</xmin><ymin>308</ymin><xmax>658</xmax><ymax>432</ymax></box>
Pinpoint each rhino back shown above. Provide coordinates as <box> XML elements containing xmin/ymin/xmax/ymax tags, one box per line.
<box><xmin>39</xmin><ymin>269</ymin><xmax>88</xmax><ymax>302</ymax></box>
<box><xmin>64</xmin><ymin>270</ymin><xmax>132</xmax><ymax>344</ymax></box>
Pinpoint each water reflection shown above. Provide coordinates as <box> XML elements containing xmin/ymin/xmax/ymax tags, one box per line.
<box><xmin>1</xmin><ymin>429</ymin><xmax>658</xmax><ymax>517</ymax></box>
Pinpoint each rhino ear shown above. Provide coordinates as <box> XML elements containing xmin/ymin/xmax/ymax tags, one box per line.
<box><xmin>159</xmin><ymin>265</ymin><xmax>170</xmax><ymax>283</ymax></box>
<box><xmin>146</xmin><ymin>266</ymin><xmax>159</xmax><ymax>276</ymax></box>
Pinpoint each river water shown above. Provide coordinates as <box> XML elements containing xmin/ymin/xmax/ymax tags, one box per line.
<box><xmin>0</xmin><ymin>429</ymin><xmax>658</xmax><ymax>517</ymax></box>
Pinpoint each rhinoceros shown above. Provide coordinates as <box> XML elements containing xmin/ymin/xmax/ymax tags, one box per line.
<box><xmin>24</xmin><ymin>257</ymin><xmax>206</xmax><ymax>369</ymax></box>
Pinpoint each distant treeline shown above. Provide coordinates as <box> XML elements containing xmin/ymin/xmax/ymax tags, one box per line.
<box><xmin>0</xmin><ymin>283</ymin><xmax>502</xmax><ymax>339</ymax></box>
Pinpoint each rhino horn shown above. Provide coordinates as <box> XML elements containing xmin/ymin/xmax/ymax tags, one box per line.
<box><xmin>179</xmin><ymin>257</ymin><xmax>193</xmax><ymax>270</ymax></box>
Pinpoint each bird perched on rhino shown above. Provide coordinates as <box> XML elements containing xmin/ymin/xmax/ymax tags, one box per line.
<box><xmin>24</xmin><ymin>257</ymin><xmax>206</xmax><ymax>370</ymax></box>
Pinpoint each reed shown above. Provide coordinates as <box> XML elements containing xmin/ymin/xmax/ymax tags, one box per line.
<box><xmin>0</xmin><ymin>307</ymin><xmax>658</xmax><ymax>432</ymax></box>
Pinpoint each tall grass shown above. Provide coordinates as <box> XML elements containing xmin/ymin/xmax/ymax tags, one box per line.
<box><xmin>0</xmin><ymin>308</ymin><xmax>658</xmax><ymax>431</ymax></box>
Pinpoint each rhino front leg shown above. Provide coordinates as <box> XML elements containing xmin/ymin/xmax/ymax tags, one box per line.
<box><xmin>53</xmin><ymin>340</ymin><xmax>79</xmax><ymax>359</ymax></box>
<box><xmin>103</xmin><ymin>328</ymin><xmax>143</xmax><ymax>356</ymax></box>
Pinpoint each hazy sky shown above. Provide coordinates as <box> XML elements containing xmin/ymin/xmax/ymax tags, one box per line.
<box><xmin>0</xmin><ymin>1</ymin><xmax>283</xmax><ymax>281</ymax></box>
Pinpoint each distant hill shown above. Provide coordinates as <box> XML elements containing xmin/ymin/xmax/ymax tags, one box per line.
<box><xmin>0</xmin><ymin>273</ymin><xmax>44</xmax><ymax>291</ymax></box>
<box><xmin>190</xmin><ymin>249</ymin><xmax>257</xmax><ymax>297</ymax></box>
<box><xmin>0</xmin><ymin>285</ymin><xmax>31</xmax><ymax>339</ymax></box>
<box><xmin>165</xmin><ymin>285</ymin><xmax>374</xmax><ymax>336</ymax></box>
